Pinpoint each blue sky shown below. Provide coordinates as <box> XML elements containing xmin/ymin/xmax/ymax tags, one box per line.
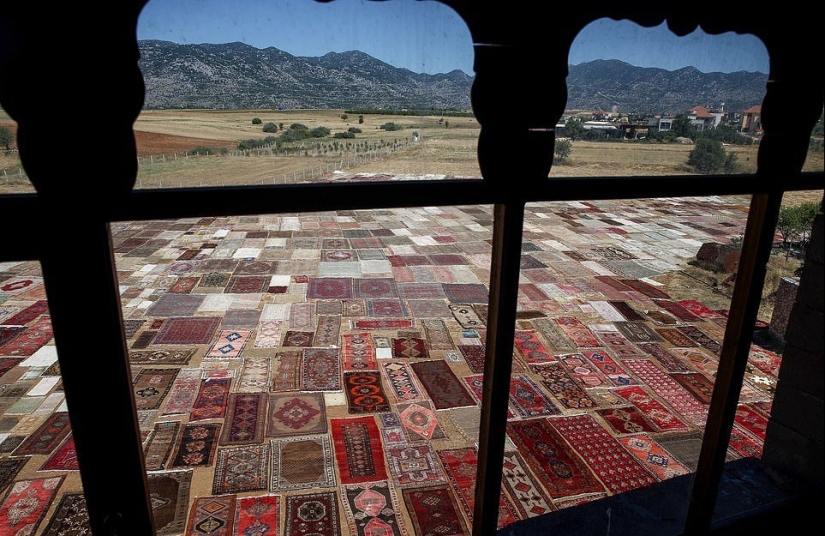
<box><xmin>137</xmin><ymin>0</ymin><xmax>769</xmax><ymax>75</ymax></box>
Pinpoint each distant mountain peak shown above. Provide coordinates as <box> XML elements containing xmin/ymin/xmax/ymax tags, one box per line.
<box><xmin>138</xmin><ymin>40</ymin><xmax>766</xmax><ymax>113</ymax></box>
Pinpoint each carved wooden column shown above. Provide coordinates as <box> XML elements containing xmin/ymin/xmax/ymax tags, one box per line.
<box><xmin>470</xmin><ymin>37</ymin><xmax>567</xmax><ymax>535</ymax></box>
<box><xmin>0</xmin><ymin>3</ymin><xmax>154</xmax><ymax>535</ymax></box>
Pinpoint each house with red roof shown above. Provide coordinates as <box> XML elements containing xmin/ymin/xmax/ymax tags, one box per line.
<box><xmin>741</xmin><ymin>105</ymin><xmax>762</xmax><ymax>133</ymax></box>
<box><xmin>686</xmin><ymin>105</ymin><xmax>726</xmax><ymax>131</ymax></box>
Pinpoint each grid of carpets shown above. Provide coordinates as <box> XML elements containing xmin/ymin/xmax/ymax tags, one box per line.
<box><xmin>0</xmin><ymin>197</ymin><xmax>782</xmax><ymax>534</ymax></box>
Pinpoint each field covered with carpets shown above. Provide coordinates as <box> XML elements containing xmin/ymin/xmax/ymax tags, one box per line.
<box><xmin>0</xmin><ymin>195</ymin><xmax>793</xmax><ymax>534</ymax></box>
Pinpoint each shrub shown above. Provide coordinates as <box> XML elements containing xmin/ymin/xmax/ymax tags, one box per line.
<box><xmin>554</xmin><ymin>139</ymin><xmax>572</xmax><ymax>164</ymax></box>
<box><xmin>290</xmin><ymin>123</ymin><xmax>308</xmax><ymax>130</ymax></box>
<box><xmin>380</xmin><ymin>122</ymin><xmax>403</xmax><ymax>131</ymax></box>
<box><xmin>334</xmin><ymin>131</ymin><xmax>356</xmax><ymax>139</ymax></box>
<box><xmin>347</xmin><ymin>127</ymin><xmax>362</xmax><ymax>134</ymax></box>
<box><xmin>251</xmin><ymin>117</ymin><xmax>262</xmax><ymax>125</ymax></box>
<box><xmin>687</xmin><ymin>138</ymin><xmax>728</xmax><ymax>173</ymax></box>
<box><xmin>310</xmin><ymin>126</ymin><xmax>330</xmax><ymax>138</ymax></box>
<box><xmin>262</xmin><ymin>122</ymin><xmax>278</xmax><ymax>133</ymax></box>
<box><xmin>278</xmin><ymin>128</ymin><xmax>312</xmax><ymax>142</ymax></box>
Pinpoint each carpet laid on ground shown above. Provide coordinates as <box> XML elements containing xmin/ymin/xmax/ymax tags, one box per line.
<box><xmin>0</xmin><ymin>196</ymin><xmax>782</xmax><ymax>535</ymax></box>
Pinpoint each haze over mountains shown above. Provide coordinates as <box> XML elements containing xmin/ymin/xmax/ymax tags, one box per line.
<box><xmin>138</xmin><ymin>40</ymin><xmax>768</xmax><ymax>115</ymax></box>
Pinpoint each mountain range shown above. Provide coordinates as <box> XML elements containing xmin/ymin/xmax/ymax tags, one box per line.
<box><xmin>138</xmin><ymin>40</ymin><xmax>768</xmax><ymax>115</ymax></box>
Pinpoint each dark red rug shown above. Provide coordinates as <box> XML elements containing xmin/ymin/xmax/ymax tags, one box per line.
<box><xmin>366</xmin><ymin>299</ymin><xmax>408</xmax><ymax>318</ymax></box>
<box><xmin>331</xmin><ymin>416</ymin><xmax>388</xmax><ymax>485</ymax></box>
<box><xmin>224</xmin><ymin>275</ymin><xmax>269</xmax><ymax>293</ymax></box>
<box><xmin>613</xmin><ymin>385</ymin><xmax>691</xmax><ymax>432</ymax></box>
<box><xmin>458</xmin><ymin>344</ymin><xmax>486</xmax><ymax>373</ymax></box>
<box><xmin>353</xmin><ymin>277</ymin><xmax>399</xmax><ymax>298</ymax></box>
<box><xmin>437</xmin><ymin>446</ymin><xmax>520</xmax><ymax>529</ymax></box>
<box><xmin>152</xmin><ymin>316</ymin><xmax>220</xmax><ymax>345</ymax></box>
<box><xmin>0</xmin><ymin>315</ymin><xmax>52</xmax><ymax>357</ymax></box>
<box><xmin>410</xmin><ymin>359</ymin><xmax>476</xmax><ymax>410</ymax></box>
<box><xmin>507</xmin><ymin>418</ymin><xmax>604</xmax><ymax>499</ymax></box>
<box><xmin>307</xmin><ymin>277</ymin><xmax>353</xmax><ymax>299</ymax></box>
<box><xmin>549</xmin><ymin>414</ymin><xmax>660</xmax><ymax>494</ymax></box>
<box><xmin>0</xmin><ymin>299</ymin><xmax>49</xmax><ymax>326</ymax></box>
<box><xmin>402</xmin><ymin>484</ymin><xmax>469</xmax><ymax>536</ymax></box>
<box><xmin>617</xmin><ymin>278</ymin><xmax>671</xmax><ymax>299</ymax></box>
<box><xmin>442</xmin><ymin>283</ymin><xmax>489</xmax><ymax>304</ymax></box>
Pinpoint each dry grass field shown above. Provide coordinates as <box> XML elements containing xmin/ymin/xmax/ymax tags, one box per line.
<box><xmin>1</xmin><ymin>108</ymin><xmax>821</xmax><ymax>321</ymax></box>
<box><xmin>2</xmin><ymin>108</ymin><xmax>821</xmax><ymax>200</ymax></box>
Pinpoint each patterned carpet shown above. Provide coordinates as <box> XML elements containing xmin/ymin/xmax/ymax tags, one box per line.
<box><xmin>0</xmin><ymin>196</ymin><xmax>782</xmax><ymax>535</ymax></box>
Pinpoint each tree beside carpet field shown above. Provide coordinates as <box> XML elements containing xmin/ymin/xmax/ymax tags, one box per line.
<box><xmin>687</xmin><ymin>138</ymin><xmax>738</xmax><ymax>174</ymax></box>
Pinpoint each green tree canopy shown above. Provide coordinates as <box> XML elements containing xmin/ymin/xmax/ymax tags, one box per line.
<box><xmin>563</xmin><ymin>118</ymin><xmax>585</xmax><ymax>140</ymax></box>
<box><xmin>687</xmin><ymin>138</ymin><xmax>728</xmax><ymax>173</ymax></box>
<box><xmin>672</xmin><ymin>114</ymin><xmax>698</xmax><ymax>139</ymax></box>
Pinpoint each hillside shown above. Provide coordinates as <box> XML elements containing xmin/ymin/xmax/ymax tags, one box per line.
<box><xmin>138</xmin><ymin>40</ymin><xmax>767</xmax><ymax>114</ymax></box>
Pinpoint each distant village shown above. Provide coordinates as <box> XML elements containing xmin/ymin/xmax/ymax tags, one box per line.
<box><xmin>558</xmin><ymin>104</ymin><xmax>763</xmax><ymax>140</ymax></box>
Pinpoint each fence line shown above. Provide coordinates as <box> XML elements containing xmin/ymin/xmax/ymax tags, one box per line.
<box><xmin>134</xmin><ymin>139</ymin><xmax>415</xmax><ymax>189</ymax></box>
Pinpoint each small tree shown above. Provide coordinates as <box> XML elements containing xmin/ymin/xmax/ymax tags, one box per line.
<box><xmin>564</xmin><ymin>117</ymin><xmax>585</xmax><ymax>140</ymax></box>
<box><xmin>341</xmin><ymin>114</ymin><xmax>348</xmax><ymax>121</ymax></box>
<box><xmin>358</xmin><ymin>115</ymin><xmax>364</xmax><ymax>124</ymax></box>
<box><xmin>672</xmin><ymin>114</ymin><xmax>698</xmax><ymax>139</ymax></box>
<box><xmin>687</xmin><ymin>138</ymin><xmax>728</xmax><ymax>173</ymax></box>
<box><xmin>554</xmin><ymin>139</ymin><xmax>572</xmax><ymax>164</ymax></box>
<box><xmin>776</xmin><ymin>201</ymin><xmax>821</xmax><ymax>258</ymax></box>
<box><xmin>0</xmin><ymin>126</ymin><xmax>13</xmax><ymax>150</ymax></box>
<box><xmin>251</xmin><ymin>117</ymin><xmax>262</xmax><ymax>125</ymax></box>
